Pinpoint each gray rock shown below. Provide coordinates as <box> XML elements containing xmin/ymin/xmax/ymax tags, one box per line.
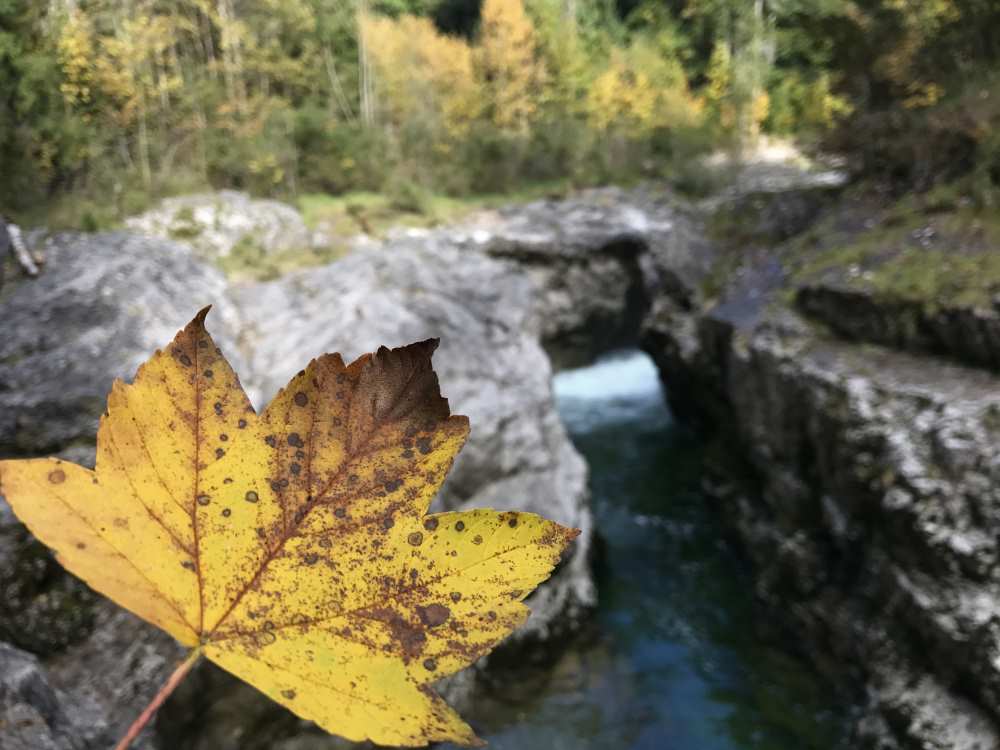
<box><xmin>797</xmin><ymin>281</ymin><xmax>1000</xmax><ymax>372</ymax></box>
<box><xmin>0</xmin><ymin>643</ymin><xmax>79</xmax><ymax>750</ymax></box>
<box><xmin>232</xmin><ymin>237</ymin><xmax>596</xmax><ymax>642</ymax></box>
<box><xmin>0</xmin><ymin>230</ymin><xmax>246</xmax><ymax>460</ymax></box>
<box><xmin>125</xmin><ymin>191</ymin><xmax>312</xmax><ymax>261</ymax></box>
<box><xmin>644</xmin><ymin>290</ymin><xmax>1000</xmax><ymax>748</ymax></box>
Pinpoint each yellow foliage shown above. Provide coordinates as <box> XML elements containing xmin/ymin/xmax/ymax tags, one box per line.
<box><xmin>751</xmin><ymin>91</ymin><xmax>770</xmax><ymax>130</ymax></box>
<box><xmin>586</xmin><ymin>43</ymin><xmax>701</xmax><ymax>136</ymax></box>
<box><xmin>767</xmin><ymin>72</ymin><xmax>853</xmax><ymax>133</ymax></box>
<box><xmin>0</xmin><ymin>309</ymin><xmax>578</xmax><ymax>747</ymax></box>
<box><xmin>477</xmin><ymin>0</ymin><xmax>546</xmax><ymax>132</ymax></box>
<box><xmin>704</xmin><ymin>41</ymin><xmax>732</xmax><ymax>119</ymax></box>
<box><xmin>57</xmin><ymin>10</ymin><xmax>97</xmax><ymax>107</ymax></box>
<box><xmin>362</xmin><ymin>15</ymin><xmax>479</xmax><ymax>138</ymax></box>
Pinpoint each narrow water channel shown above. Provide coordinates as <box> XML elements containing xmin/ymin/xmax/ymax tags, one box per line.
<box><xmin>459</xmin><ymin>350</ymin><xmax>843</xmax><ymax>749</ymax></box>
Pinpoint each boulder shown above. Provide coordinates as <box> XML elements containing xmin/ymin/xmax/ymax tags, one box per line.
<box><xmin>232</xmin><ymin>236</ymin><xmax>595</xmax><ymax>642</ymax></box>
<box><xmin>125</xmin><ymin>191</ymin><xmax>312</xmax><ymax>262</ymax></box>
<box><xmin>0</xmin><ymin>230</ymin><xmax>246</xmax><ymax>461</ymax></box>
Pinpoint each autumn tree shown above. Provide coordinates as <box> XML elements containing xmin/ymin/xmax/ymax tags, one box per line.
<box><xmin>476</xmin><ymin>0</ymin><xmax>546</xmax><ymax>134</ymax></box>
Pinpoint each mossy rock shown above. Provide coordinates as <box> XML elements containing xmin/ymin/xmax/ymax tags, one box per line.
<box><xmin>0</xmin><ymin>504</ymin><xmax>97</xmax><ymax>654</ymax></box>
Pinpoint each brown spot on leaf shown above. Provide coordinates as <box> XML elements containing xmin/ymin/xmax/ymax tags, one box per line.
<box><xmin>197</xmin><ymin>495</ymin><xmax>211</xmax><ymax>506</ymax></box>
<box><xmin>450</xmin><ymin>591</ymin><xmax>462</xmax><ymax>603</ymax></box>
<box><xmin>47</xmin><ymin>469</ymin><xmax>66</xmax><ymax>484</ymax></box>
<box><xmin>245</xmin><ymin>490</ymin><xmax>259</xmax><ymax>503</ymax></box>
<box><xmin>204</xmin><ymin>369</ymin><xmax>214</xmax><ymax>378</ymax></box>
<box><xmin>508</xmin><ymin>517</ymin><xmax>518</xmax><ymax>528</ymax></box>
<box><xmin>365</xmin><ymin>608</ymin><xmax>427</xmax><ymax>661</ymax></box>
<box><xmin>181</xmin><ymin>561</ymin><xmax>195</xmax><ymax>570</ymax></box>
<box><xmin>416</xmin><ymin>603</ymin><xmax>450</xmax><ymax>628</ymax></box>
<box><xmin>303</xmin><ymin>552</ymin><xmax>319</xmax><ymax>566</ymax></box>
<box><xmin>424</xmin><ymin>518</ymin><xmax>439</xmax><ymax>531</ymax></box>
<box><xmin>423</xmin><ymin>658</ymin><xmax>437</xmax><ymax>671</ymax></box>
<box><xmin>407</xmin><ymin>532</ymin><xmax>423</xmax><ymax>547</ymax></box>
<box><xmin>281</xmin><ymin>689</ymin><xmax>296</xmax><ymax>699</ymax></box>
<box><xmin>215</xmin><ymin>448</ymin><xmax>225</xmax><ymax>459</ymax></box>
<box><xmin>287</xmin><ymin>433</ymin><xmax>304</xmax><ymax>448</ymax></box>
<box><xmin>334</xmin><ymin>507</ymin><xmax>347</xmax><ymax>519</ymax></box>
<box><xmin>179</xmin><ymin>354</ymin><xmax>192</xmax><ymax>367</ymax></box>
<box><xmin>238</xmin><ymin>419</ymin><xmax>248</xmax><ymax>429</ymax></box>
<box><xmin>294</xmin><ymin>392</ymin><xmax>308</xmax><ymax>407</ymax></box>
<box><xmin>473</xmin><ymin>534</ymin><xmax>483</xmax><ymax>545</ymax></box>
<box><xmin>455</xmin><ymin>521</ymin><xmax>465</xmax><ymax>532</ymax></box>
<box><xmin>219</xmin><ymin>433</ymin><xmax>229</xmax><ymax>442</ymax></box>
<box><xmin>416</xmin><ymin>437</ymin><xmax>433</xmax><ymax>455</ymax></box>
<box><xmin>222</xmin><ymin>508</ymin><xmax>232</xmax><ymax>518</ymax></box>
<box><xmin>76</xmin><ymin>542</ymin><xmax>87</xmax><ymax>550</ymax></box>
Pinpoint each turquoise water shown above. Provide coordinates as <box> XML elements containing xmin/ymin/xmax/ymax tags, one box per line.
<box><xmin>458</xmin><ymin>351</ymin><xmax>843</xmax><ymax>749</ymax></box>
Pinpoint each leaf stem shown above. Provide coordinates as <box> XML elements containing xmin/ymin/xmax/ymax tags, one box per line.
<box><xmin>114</xmin><ymin>647</ymin><xmax>203</xmax><ymax>750</ymax></box>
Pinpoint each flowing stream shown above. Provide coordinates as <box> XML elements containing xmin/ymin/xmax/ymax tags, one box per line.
<box><xmin>451</xmin><ymin>350</ymin><xmax>844</xmax><ymax>749</ymax></box>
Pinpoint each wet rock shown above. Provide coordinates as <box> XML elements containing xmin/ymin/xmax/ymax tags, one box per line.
<box><xmin>125</xmin><ymin>191</ymin><xmax>313</xmax><ymax>261</ymax></box>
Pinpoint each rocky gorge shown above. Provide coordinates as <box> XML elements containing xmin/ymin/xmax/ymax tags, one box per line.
<box><xmin>2</xmin><ymin>174</ymin><xmax>1000</xmax><ymax>749</ymax></box>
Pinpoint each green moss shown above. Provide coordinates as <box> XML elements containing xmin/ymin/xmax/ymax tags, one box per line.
<box><xmin>168</xmin><ymin>206</ymin><xmax>203</xmax><ymax>240</ymax></box>
<box><xmin>0</xmin><ymin>525</ymin><xmax>97</xmax><ymax>653</ymax></box>
<box><xmin>215</xmin><ymin>233</ymin><xmax>350</xmax><ymax>281</ymax></box>
<box><xmin>296</xmin><ymin>180</ymin><xmax>571</xmax><ymax>238</ymax></box>
<box><xmin>787</xmin><ymin>190</ymin><xmax>1000</xmax><ymax>310</ymax></box>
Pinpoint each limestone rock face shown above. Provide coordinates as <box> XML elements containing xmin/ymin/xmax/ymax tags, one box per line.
<box><xmin>641</xmin><ymin>181</ymin><xmax>1000</xmax><ymax>749</ymax></box>
<box><xmin>125</xmin><ymin>191</ymin><xmax>313</xmax><ymax>261</ymax></box>
<box><xmin>0</xmin><ymin>231</ymin><xmax>244</xmax><ymax>462</ymax></box>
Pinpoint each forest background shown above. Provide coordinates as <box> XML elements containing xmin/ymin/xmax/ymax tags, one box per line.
<box><xmin>2</xmin><ymin>0</ymin><xmax>999</xmax><ymax>229</ymax></box>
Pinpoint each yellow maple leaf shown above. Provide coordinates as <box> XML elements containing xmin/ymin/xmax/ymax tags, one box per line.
<box><xmin>0</xmin><ymin>308</ymin><xmax>578</xmax><ymax>747</ymax></box>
